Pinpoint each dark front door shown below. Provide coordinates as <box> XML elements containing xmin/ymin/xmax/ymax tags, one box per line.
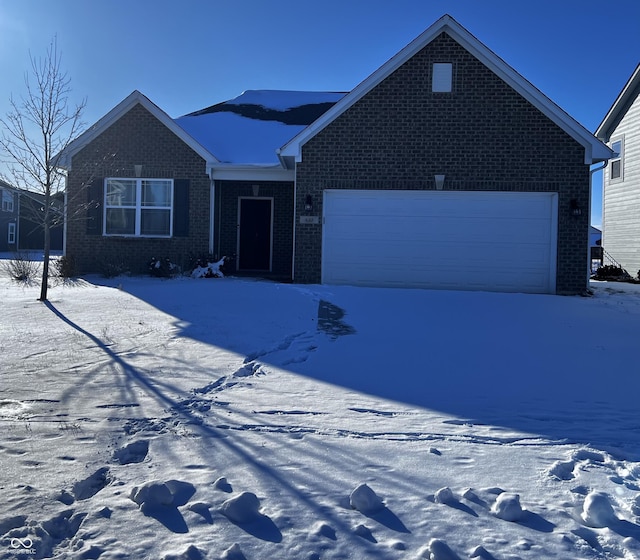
<box><xmin>238</xmin><ymin>198</ymin><xmax>272</xmax><ymax>271</ymax></box>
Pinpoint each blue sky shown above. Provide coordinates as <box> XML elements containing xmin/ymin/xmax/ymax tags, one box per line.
<box><xmin>1</xmin><ymin>0</ymin><xmax>639</xmax><ymax>227</ymax></box>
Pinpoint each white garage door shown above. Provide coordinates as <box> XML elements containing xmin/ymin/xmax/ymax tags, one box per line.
<box><xmin>322</xmin><ymin>190</ymin><xmax>558</xmax><ymax>293</ymax></box>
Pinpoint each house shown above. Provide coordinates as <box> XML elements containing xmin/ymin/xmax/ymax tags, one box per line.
<box><xmin>58</xmin><ymin>14</ymin><xmax>612</xmax><ymax>294</ymax></box>
<box><xmin>0</xmin><ymin>180</ymin><xmax>63</xmax><ymax>253</ymax></box>
<box><xmin>595</xmin><ymin>63</ymin><xmax>640</xmax><ymax>278</ymax></box>
<box><xmin>0</xmin><ymin>180</ymin><xmax>19</xmax><ymax>252</ymax></box>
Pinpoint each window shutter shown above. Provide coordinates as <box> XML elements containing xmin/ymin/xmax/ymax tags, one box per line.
<box><xmin>173</xmin><ymin>179</ymin><xmax>190</xmax><ymax>237</ymax></box>
<box><xmin>86</xmin><ymin>178</ymin><xmax>104</xmax><ymax>235</ymax></box>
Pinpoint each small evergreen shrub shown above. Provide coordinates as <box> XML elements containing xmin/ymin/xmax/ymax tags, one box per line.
<box><xmin>54</xmin><ymin>255</ymin><xmax>76</xmax><ymax>278</ymax></box>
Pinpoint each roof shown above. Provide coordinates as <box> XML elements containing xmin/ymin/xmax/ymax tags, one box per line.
<box><xmin>596</xmin><ymin>63</ymin><xmax>640</xmax><ymax>142</ymax></box>
<box><xmin>55</xmin><ymin>90</ymin><xmax>220</xmax><ymax>170</ymax></box>
<box><xmin>279</xmin><ymin>14</ymin><xmax>613</xmax><ymax>166</ymax></box>
<box><xmin>174</xmin><ymin>90</ymin><xmax>345</xmax><ymax>165</ymax></box>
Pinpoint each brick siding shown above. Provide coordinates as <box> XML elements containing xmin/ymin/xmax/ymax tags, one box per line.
<box><xmin>294</xmin><ymin>33</ymin><xmax>590</xmax><ymax>294</ymax></box>
<box><xmin>66</xmin><ymin>104</ymin><xmax>211</xmax><ymax>274</ymax></box>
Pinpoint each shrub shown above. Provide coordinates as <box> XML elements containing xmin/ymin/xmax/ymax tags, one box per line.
<box><xmin>54</xmin><ymin>255</ymin><xmax>76</xmax><ymax>279</ymax></box>
<box><xmin>148</xmin><ymin>256</ymin><xmax>179</xmax><ymax>278</ymax></box>
<box><xmin>593</xmin><ymin>265</ymin><xmax>629</xmax><ymax>279</ymax></box>
<box><xmin>3</xmin><ymin>251</ymin><xmax>39</xmax><ymax>282</ymax></box>
<box><xmin>99</xmin><ymin>258</ymin><xmax>128</xmax><ymax>279</ymax></box>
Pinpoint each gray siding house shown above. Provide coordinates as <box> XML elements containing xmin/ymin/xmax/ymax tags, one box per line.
<box><xmin>0</xmin><ymin>181</ymin><xmax>64</xmax><ymax>253</ymax></box>
<box><xmin>596</xmin><ymin>64</ymin><xmax>640</xmax><ymax>277</ymax></box>
<box><xmin>58</xmin><ymin>15</ymin><xmax>611</xmax><ymax>294</ymax></box>
<box><xmin>0</xmin><ymin>180</ymin><xmax>18</xmax><ymax>252</ymax></box>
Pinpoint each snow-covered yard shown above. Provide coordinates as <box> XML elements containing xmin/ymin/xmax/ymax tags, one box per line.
<box><xmin>1</xmin><ymin>262</ymin><xmax>640</xmax><ymax>559</ymax></box>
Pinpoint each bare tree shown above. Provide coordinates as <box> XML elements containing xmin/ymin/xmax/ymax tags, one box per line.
<box><xmin>0</xmin><ymin>37</ymin><xmax>85</xmax><ymax>301</ymax></box>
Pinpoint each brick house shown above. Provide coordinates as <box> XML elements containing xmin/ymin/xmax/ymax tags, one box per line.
<box><xmin>58</xmin><ymin>14</ymin><xmax>611</xmax><ymax>293</ymax></box>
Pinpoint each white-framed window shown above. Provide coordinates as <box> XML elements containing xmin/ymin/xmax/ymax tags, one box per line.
<box><xmin>432</xmin><ymin>62</ymin><xmax>453</xmax><ymax>93</ymax></box>
<box><xmin>2</xmin><ymin>189</ymin><xmax>14</xmax><ymax>212</ymax></box>
<box><xmin>104</xmin><ymin>178</ymin><xmax>173</xmax><ymax>237</ymax></box>
<box><xmin>610</xmin><ymin>138</ymin><xmax>624</xmax><ymax>181</ymax></box>
<box><xmin>7</xmin><ymin>222</ymin><xmax>16</xmax><ymax>244</ymax></box>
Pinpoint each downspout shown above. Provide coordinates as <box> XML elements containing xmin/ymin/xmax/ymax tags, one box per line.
<box><xmin>588</xmin><ymin>160</ymin><xmax>608</xmax><ymax>283</ymax></box>
<box><xmin>207</xmin><ymin>166</ymin><xmax>215</xmax><ymax>255</ymax></box>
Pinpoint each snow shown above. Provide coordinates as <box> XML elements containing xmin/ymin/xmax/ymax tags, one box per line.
<box><xmin>1</xmin><ymin>260</ymin><xmax>640</xmax><ymax>559</ymax></box>
<box><xmin>174</xmin><ymin>90</ymin><xmax>345</xmax><ymax>164</ymax></box>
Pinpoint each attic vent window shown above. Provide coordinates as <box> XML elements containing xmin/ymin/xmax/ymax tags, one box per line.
<box><xmin>432</xmin><ymin>63</ymin><xmax>453</xmax><ymax>92</ymax></box>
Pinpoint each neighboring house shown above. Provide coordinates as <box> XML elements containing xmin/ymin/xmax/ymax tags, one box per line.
<box><xmin>0</xmin><ymin>180</ymin><xmax>19</xmax><ymax>252</ymax></box>
<box><xmin>0</xmin><ymin>180</ymin><xmax>64</xmax><ymax>253</ymax></box>
<box><xmin>57</xmin><ymin>14</ymin><xmax>612</xmax><ymax>294</ymax></box>
<box><xmin>596</xmin><ymin>63</ymin><xmax>640</xmax><ymax>278</ymax></box>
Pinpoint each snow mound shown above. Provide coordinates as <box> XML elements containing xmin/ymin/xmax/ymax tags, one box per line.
<box><xmin>491</xmin><ymin>492</ymin><xmax>524</xmax><ymax>521</ymax></box>
<box><xmin>421</xmin><ymin>538</ymin><xmax>461</xmax><ymax>559</ymax></box>
<box><xmin>220</xmin><ymin>492</ymin><xmax>262</xmax><ymax>523</ymax></box>
<box><xmin>222</xmin><ymin>543</ymin><xmax>246</xmax><ymax>560</ymax></box>
<box><xmin>434</xmin><ymin>486</ymin><xmax>455</xmax><ymax>505</ymax></box>
<box><xmin>113</xmin><ymin>439</ymin><xmax>149</xmax><ymax>464</ymax></box>
<box><xmin>349</xmin><ymin>483</ymin><xmax>384</xmax><ymax>514</ymax></box>
<box><xmin>131</xmin><ymin>480</ymin><xmax>173</xmax><ymax>508</ymax></box>
<box><xmin>162</xmin><ymin>544</ymin><xmax>204</xmax><ymax>560</ymax></box>
<box><xmin>582</xmin><ymin>491</ymin><xmax>617</xmax><ymax>527</ymax></box>
<box><xmin>547</xmin><ymin>459</ymin><xmax>576</xmax><ymax>480</ymax></box>
<box><xmin>213</xmin><ymin>476</ymin><xmax>233</xmax><ymax>493</ymax></box>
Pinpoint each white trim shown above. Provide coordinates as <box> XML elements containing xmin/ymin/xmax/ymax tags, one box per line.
<box><xmin>209</xmin><ymin>165</ymin><xmax>294</xmax><ymax>182</ymax></box>
<box><xmin>237</xmin><ymin>196</ymin><xmax>274</xmax><ymax>272</ymax></box>
<box><xmin>280</xmin><ymin>14</ymin><xmax>612</xmax><ymax>165</ymax></box>
<box><xmin>7</xmin><ymin>222</ymin><xmax>16</xmax><ymax>245</ymax></box>
<box><xmin>609</xmin><ymin>136</ymin><xmax>624</xmax><ymax>183</ymax></box>
<box><xmin>596</xmin><ymin>63</ymin><xmax>640</xmax><ymax>141</ymax></box>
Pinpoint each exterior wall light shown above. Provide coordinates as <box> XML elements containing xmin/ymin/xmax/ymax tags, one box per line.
<box><xmin>134</xmin><ymin>164</ymin><xmax>143</xmax><ymax>178</ymax></box>
<box><xmin>570</xmin><ymin>199</ymin><xmax>582</xmax><ymax>217</ymax></box>
<box><xmin>304</xmin><ymin>194</ymin><xmax>314</xmax><ymax>213</ymax></box>
<box><xmin>434</xmin><ymin>174</ymin><xmax>445</xmax><ymax>190</ymax></box>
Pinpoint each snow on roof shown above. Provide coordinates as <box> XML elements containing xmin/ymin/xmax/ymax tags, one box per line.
<box><xmin>175</xmin><ymin>90</ymin><xmax>346</xmax><ymax>165</ymax></box>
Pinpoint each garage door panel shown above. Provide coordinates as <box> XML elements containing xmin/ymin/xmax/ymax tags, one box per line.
<box><xmin>322</xmin><ymin>190</ymin><xmax>557</xmax><ymax>293</ymax></box>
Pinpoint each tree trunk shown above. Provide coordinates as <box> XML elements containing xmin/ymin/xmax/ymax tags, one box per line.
<box><xmin>39</xmin><ymin>196</ymin><xmax>51</xmax><ymax>301</ymax></box>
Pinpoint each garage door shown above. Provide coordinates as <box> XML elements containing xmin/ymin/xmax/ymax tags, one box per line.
<box><xmin>322</xmin><ymin>190</ymin><xmax>558</xmax><ymax>293</ymax></box>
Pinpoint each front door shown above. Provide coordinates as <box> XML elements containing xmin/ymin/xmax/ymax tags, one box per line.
<box><xmin>238</xmin><ymin>198</ymin><xmax>273</xmax><ymax>271</ymax></box>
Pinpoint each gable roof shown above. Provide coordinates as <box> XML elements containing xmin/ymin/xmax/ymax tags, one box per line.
<box><xmin>596</xmin><ymin>63</ymin><xmax>640</xmax><ymax>142</ymax></box>
<box><xmin>175</xmin><ymin>90</ymin><xmax>345</xmax><ymax>165</ymax></box>
<box><xmin>56</xmin><ymin>90</ymin><xmax>219</xmax><ymax>170</ymax></box>
<box><xmin>279</xmin><ymin>14</ymin><xmax>613</xmax><ymax>167</ymax></box>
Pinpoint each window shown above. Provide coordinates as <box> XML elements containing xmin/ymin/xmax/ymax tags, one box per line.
<box><xmin>104</xmin><ymin>178</ymin><xmax>173</xmax><ymax>237</ymax></box>
<box><xmin>8</xmin><ymin>223</ymin><xmax>16</xmax><ymax>245</ymax></box>
<box><xmin>432</xmin><ymin>62</ymin><xmax>453</xmax><ymax>92</ymax></box>
<box><xmin>610</xmin><ymin>138</ymin><xmax>623</xmax><ymax>181</ymax></box>
<box><xmin>2</xmin><ymin>189</ymin><xmax>14</xmax><ymax>212</ymax></box>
